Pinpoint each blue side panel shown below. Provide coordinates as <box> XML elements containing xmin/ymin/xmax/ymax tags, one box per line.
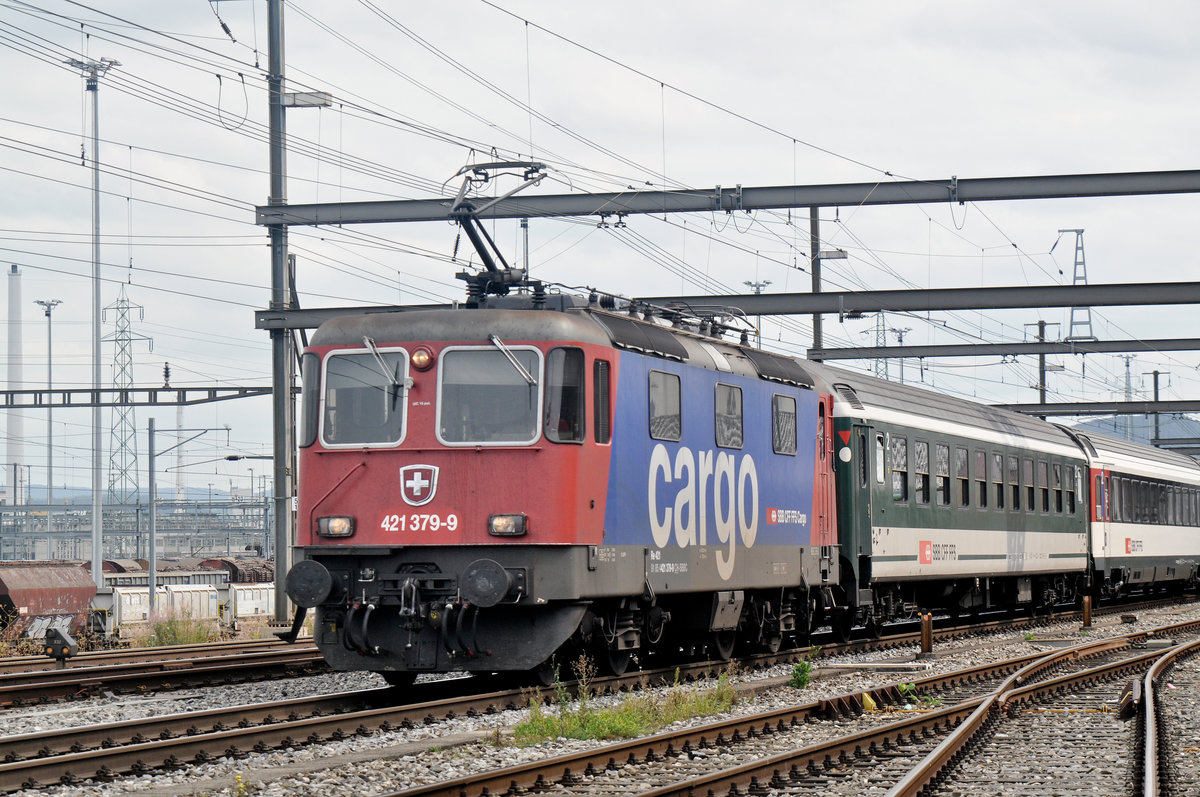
<box><xmin>603</xmin><ymin>350</ymin><xmax>818</xmax><ymax>583</ymax></box>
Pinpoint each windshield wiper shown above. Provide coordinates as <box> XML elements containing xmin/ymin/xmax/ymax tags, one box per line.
<box><xmin>362</xmin><ymin>336</ymin><xmax>411</xmax><ymax>405</ymax></box>
<box><xmin>488</xmin><ymin>334</ymin><xmax>536</xmax><ymax>385</ymax></box>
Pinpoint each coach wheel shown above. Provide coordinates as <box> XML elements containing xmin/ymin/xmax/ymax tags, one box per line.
<box><xmin>380</xmin><ymin>671</ymin><xmax>417</xmax><ymax>688</ymax></box>
<box><xmin>865</xmin><ymin>617</ymin><xmax>883</xmax><ymax>641</ymax></box>
<box><xmin>710</xmin><ymin>630</ymin><xmax>736</xmax><ymax>661</ymax></box>
<box><xmin>603</xmin><ymin>649</ymin><xmax>634</xmax><ymax>676</ymax></box>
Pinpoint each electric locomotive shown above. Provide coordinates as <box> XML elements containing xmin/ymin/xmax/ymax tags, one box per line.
<box><xmin>285</xmin><ymin>291</ymin><xmax>840</xmax><ymax>683</ymax></box>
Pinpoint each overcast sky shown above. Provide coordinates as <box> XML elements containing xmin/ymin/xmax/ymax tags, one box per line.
<box><xmin>2</xmin><ymin>1</ymin><xmax>1198</xmax><ymax>495</ymax></box>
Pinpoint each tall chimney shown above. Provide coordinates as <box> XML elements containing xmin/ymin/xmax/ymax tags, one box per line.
<box><xmin>6</xmin><ymin>265</ymin><xmax>23</xmax><ymax>504</ymax></box>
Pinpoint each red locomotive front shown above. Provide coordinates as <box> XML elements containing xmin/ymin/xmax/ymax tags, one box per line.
<box><xmin>288</xmin><ymin>308</ymin><xmax>624</xmax><ymax>680</ymax></box>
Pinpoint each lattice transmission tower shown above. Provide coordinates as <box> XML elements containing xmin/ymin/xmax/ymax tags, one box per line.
<box><xmin>103</xmin><ymin>286</ymin><xmax>152</xmax><ymax>504</ymax></box>
<box><xmin>1059</xmin><ymin>229</ymin><xmax>1098</xmax><ymax>342</ymax></box>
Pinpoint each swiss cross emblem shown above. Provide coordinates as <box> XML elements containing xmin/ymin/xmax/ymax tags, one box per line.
<box><xmin>399</xmin><ymin>465</ymin><xmax>439</xmax><ymax>506</ymax></box>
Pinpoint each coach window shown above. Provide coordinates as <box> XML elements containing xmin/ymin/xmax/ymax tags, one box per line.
<box><xmin>859</xmin><ymin>433</ymin><xmax>869</xmax><ymax>487</ymax></box>
<box><xmin>648</xmin><ymin>371</ymin><xmax>682</xmax><ymax>441</ymax></box>
<box><xmin>772</xmin><ymin>395</ymin><xmax>797</xmax><ymax>455</ymax></box>
<box><xmin>1112</xmin><ymin>477</ymin><xmax>1122</xmax><ymax>522</ymax></box>
<box><xmin>992</xmin><ymin>453</ymin><xmax>1005</xmax><ymax>510</ymax></box>
<box><xmin>593</xmin><ymin>360</ymin><xmax>611</xmax><ymax>444</ymax></box>
<box><xmin>974</xmin><ymin>450</ymin><xmax>988</xmax><ymax>509</ymax></box>
<box><xmin>875</xmin><ymin>434</ymin><xmax>886</xmax><ymax>485</ymax></box>
<box><xmin>891</xmin><ymin>435</ymin><xmax>909</xmax><ymax>502</ymax></box>
<box><xmin>935</xmin><ymin>443</ymin><xmax>950</xmax><ymax>506</ymax></box>
<box><xmin>1008</xmin><ymin>456</ymin><xmax>1021</xmax><ymax>510</ymax></box>
<box><xmin>1037</xmin><ymin>461</ymin><xmax>1050</xmax><ymax>512</ymax></box>
<box><xmin>1053</xmin><ymin>464</ymin><xmax>1063</xmax><ymax>513</ymax></box>
<box><xmin>1123</xmin><ymin>478</ymin><xmax>1133</xmax><ymax>522</ymax></box>
<box><xmin>1068</xmin><ymin>466</ymin><xmax>1079</xmax><ymax>514</ymax></box>
<box><xmin>914</xmin><ymin>440</ymin><xmax>930</xmax><ymax>505</ymax></box>
<box><xmin>323</xmin><ymin>347</ymin><xmax>409</xmax><ymax>447</ymax></box>
<box><xmin>715</xmin><ymin>384</ymin><xmax>743</xmax><ymax>449</ymax></box>
<box><xmin>545</xmin><ymin>348</ymin><xmax>585</xmax><ymax>443</ymax></box>
<box><xmin>956</xmin><ymin>446</ymin><xmax>970</xmax><ymax>507</ymax></box>
<box><xmin>1024</xmin><ymin>459</ymin><xmax>1035</xmax><ymax>510</ymax></box>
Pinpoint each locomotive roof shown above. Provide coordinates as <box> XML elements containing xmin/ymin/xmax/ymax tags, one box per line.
<box><xmin>310</xmin><ymin>304</ymin><xmax>816</xmax><ymax>387</ymax></box>
<box><xmin>310</xmin><ymin>308</ymin><xmax>613</xmax><ymax>348</ymax></box>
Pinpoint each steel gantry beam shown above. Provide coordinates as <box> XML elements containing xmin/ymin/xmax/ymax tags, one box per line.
<box><xmin>257</xmin><ymin>169</ymin><xmax>1200</xmax><ymax>225</ymax></box>
<box><xmin>996</xmin><ymin>400</ymin><xmax>1200</xmax><ymax>416</ymax></box>
<box><xmin>0</xmin><ymin>387</ymin><xmax>270</xmax><ymax>409</ymax></box>
<box><xmin>253</xmin><ymin>284</ymin><xmax>1200</xmax><ymax>331</ymax></box>
<box><xmin>638</xmin><ymin>282</ymin><xmax>1200</xmax><ymax>317</ymax></box>
<box><xmin>808</xmin><ymin>337</ymin><xmax>1200</xmax><ymax>360</ymax></box>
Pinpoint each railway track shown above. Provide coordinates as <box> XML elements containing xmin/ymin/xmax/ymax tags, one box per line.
<box><xmin>369</xmin><ymin>625</ymin><xmax>1200</xmax><ymax>797</ymax></box>
<box><xmin>0</xmin><ymin>642</ymin><xmax>325</xmax><ymax>708</ymax></box>
<box><xmin>1</xmin><ymin>600</ymin><xmax>1193</xmax><ymax>793</ymax></box>
<box><xmin>0</xmin><ymin>612</ymin><xmax>1185</xmax><ymax>795</ymax></box>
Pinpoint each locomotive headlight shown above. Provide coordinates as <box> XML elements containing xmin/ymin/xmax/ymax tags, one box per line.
<box><xmin>317</xmin><ymin>515</ymin><xmax>355</xmax><ymax>537</ymax></box>
<box><xmin>410</xmin><ymin>346</ymin><xmax>435</xmax><ymax>371</ymax></box>
<box><xmin>488</xmin><ymin>514</ymin><xmax>527</xmax><ymax>536</ymax></box>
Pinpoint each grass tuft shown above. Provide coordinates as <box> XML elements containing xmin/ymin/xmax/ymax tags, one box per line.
<box><xmin>512</xmin><ymin>655</ymin><xmax>738</xmax><ymax>745</ymax></box>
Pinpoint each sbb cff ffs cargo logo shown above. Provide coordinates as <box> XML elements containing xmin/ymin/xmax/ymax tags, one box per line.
<box><xmin>399</xmin><ymin>465</ymin><xmax>439</xmax><ymax>507</ymax></box>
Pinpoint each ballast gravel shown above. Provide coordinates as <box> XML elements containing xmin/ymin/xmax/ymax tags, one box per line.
<box><xmin>8</xmin><ymin>604</ymin><xmax>1200</xmax><ymax>797</ymax></box>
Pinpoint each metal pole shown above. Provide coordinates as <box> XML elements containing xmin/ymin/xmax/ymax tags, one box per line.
<box><xmin>148</xmin><ymin>418</ymin><xmax>157</xmax><ymax>614</ymax></box>
<box><xmin>809</xmin><ymin>207</ymin><xmax>822</xmax><ymax>357</ymax></box>
<box><xmin>1037</xmin><ymin>320</ymin><xmax>1047</xmax><ymax>420</ymax></box>
<box><xmin>90</xmin><ymin>69</ymin><xmax>104</xmax><ymax>588</ymax></box>
<box><xmin>67</xmin><ymin>57</ymin><xmax>120</xmax><ymax>587</ymax></box>
<box><xmin>267</xmin><ymin>0</ymin><xmax>295</xmax><ymax>622</ymax></box>
<box><xmin>34</xmin><ymin>300</ymin><xmax>61</xmax><ymax>537</ymax></box>
<box><xmin>1152</xmin><ymin>370</ymin><xmax>1160</xmax><ymax>443</ymax></box>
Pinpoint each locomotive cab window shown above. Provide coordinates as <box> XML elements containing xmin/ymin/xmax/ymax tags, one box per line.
<box><xmin>438</xmin><ymin>345</ymin><xmax>542</xmax><ymax>445</ymax></box>
<box><xmin>545</xmin><ymin>347</ymin><xmax>585</xmax><ymax>443</ymax></box>
<box><xmin>715</xmin><ymin>384</ymin><xmax>743</xmax><ymax>449</ymax></box>
<box><xmin>772</xmin><ymin>395</ymin><xmax>797</xmax><ymax>455</ymax></box>
<box><xmin>649</xmin><ymin>370</ymin><xmax>682</xmax><ymax>441</ymax></box>
<box><xmin>321</xmin><ymin>347</ymin><xmax>409</xmax><ymax>447</ymax></box>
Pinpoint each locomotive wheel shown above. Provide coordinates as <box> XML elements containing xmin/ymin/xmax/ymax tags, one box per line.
<box><xmin>380</xmin><ymin>671</ymin><xmax>417</xmax><ymax>688</ymax></box>
<box><xmin>831</xmin><ymin>609</ymin><xmax>854</xmax><ymax>643</ymax></box>
<box><xmin>602</xmin><ymin>649</ymin><xmax>634</xmax><ymax>676</ymax></box>
<box><xmin>529</xmin><ymin>658</ymin><xmax>558</xmax><ymax>686</ymax></box>
<box><xmin>711</xmin><ymin>630</ymin><xmax>736</xmax><ymax>661</ymax></box>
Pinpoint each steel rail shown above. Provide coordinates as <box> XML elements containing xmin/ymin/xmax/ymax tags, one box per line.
<box><xmin>1140</xmin><ymin>637</ymin><xmax>1200</xmax><ymax>797</ymax></box>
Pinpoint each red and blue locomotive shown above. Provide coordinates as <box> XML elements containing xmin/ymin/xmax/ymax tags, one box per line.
<box><xmin>285</xmin><ymin>291</ymin><xmax>839</xmax><ymax>682</ymax></box>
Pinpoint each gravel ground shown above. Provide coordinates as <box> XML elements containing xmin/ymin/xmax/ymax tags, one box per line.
<box><xmin>8</xmin><ymin>603</ymin><xmax>1199</xmax><ymax>797</ymax></box>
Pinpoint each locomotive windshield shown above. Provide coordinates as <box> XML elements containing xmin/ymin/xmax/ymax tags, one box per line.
<box><xmin>321</xmin><ymin>349</ymin><xmax>408</xmax><ymax>446</ymax></box>
<box><xmin>438</xmin><ymin>346</ymin><xmax>542</xmax><ymax>445</ymax></box>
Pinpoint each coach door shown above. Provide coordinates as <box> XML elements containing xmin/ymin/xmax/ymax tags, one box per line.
<box><xmin>815</xmin><ymin>397</ymin><xmax>835</xmax><ymax>580</ymax></box>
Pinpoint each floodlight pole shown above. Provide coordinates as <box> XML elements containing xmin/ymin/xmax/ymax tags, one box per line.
<box><xmin>67</xmin><ymin>55</ymin><xmax>119</xmax><ymax>588</ymax></box>
<box><xmin>34</xmin><ymin>299</ymin><xmax>61</xmax><ymax>536</ymax></box>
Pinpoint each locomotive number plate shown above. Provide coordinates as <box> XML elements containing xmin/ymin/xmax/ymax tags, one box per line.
<box><xmin>381</xmin><ymin>513</ymin><xmax>459</xmax><ymax>532</ymax></box>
